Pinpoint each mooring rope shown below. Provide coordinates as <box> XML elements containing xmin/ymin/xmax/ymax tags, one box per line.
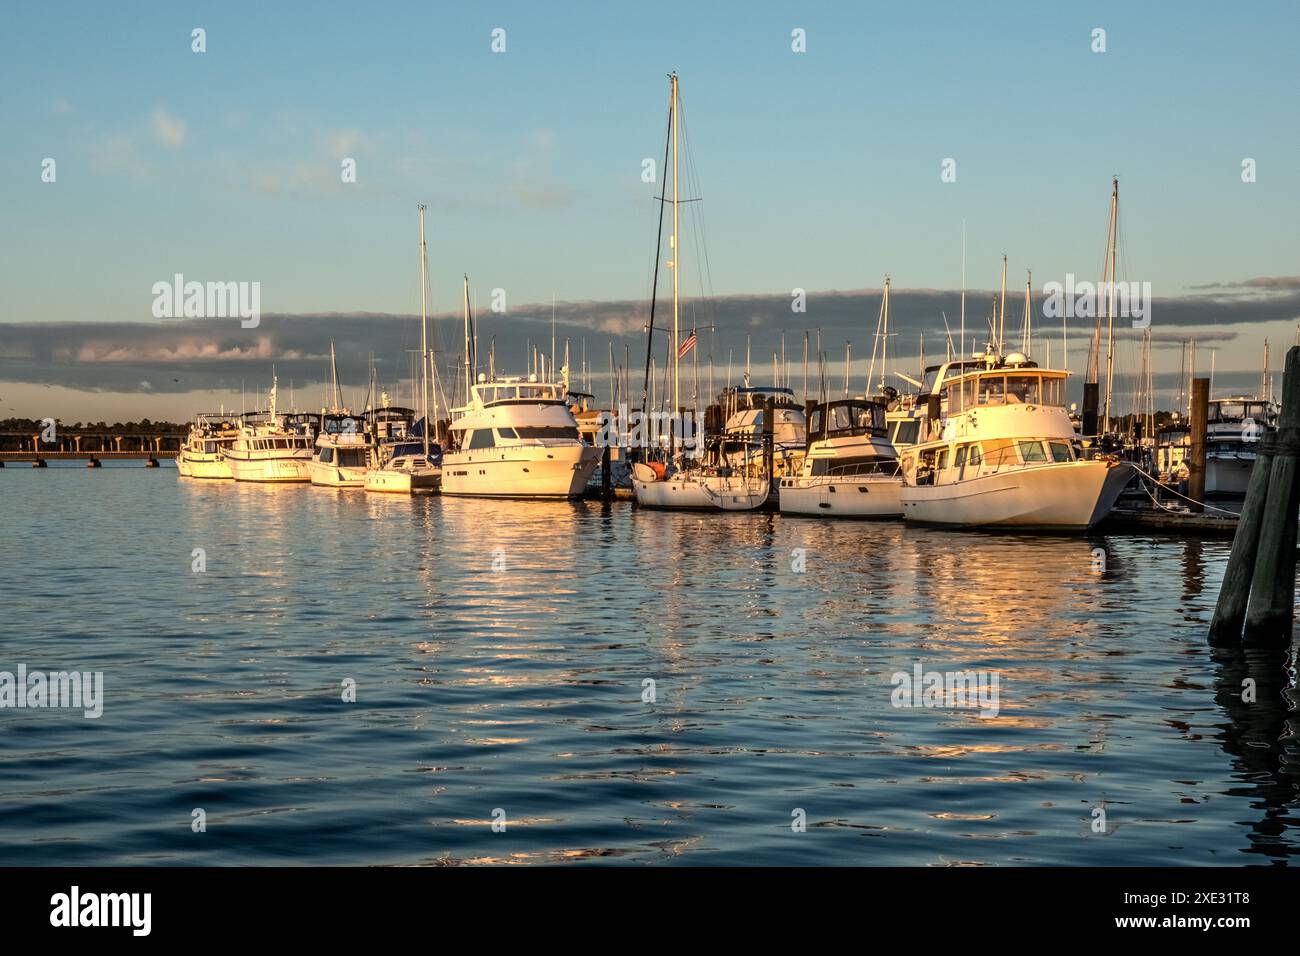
<box><xmin>1126</xmin><ymin>463</ymin><xmax>1240</xmax><ymax>516</ymax></box>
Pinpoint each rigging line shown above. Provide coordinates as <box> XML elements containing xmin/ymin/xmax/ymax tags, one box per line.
<box><xmin>640</xmin><ymin>86</ymin><xmax>674</xmax><ymax>419</ymax></box>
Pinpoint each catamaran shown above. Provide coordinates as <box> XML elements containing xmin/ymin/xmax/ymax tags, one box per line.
<box><xmin>176</xmin><ymin>412</ymin><xmax>239</xmax><ymax>479</ymax></box>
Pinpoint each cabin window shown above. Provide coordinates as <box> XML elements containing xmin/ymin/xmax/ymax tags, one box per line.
<box><xmin>1006</xmin><ymin>376</ymin><xmax>1041</xmax><ymax>404</ymax></box>
<box><xmin>967</xmin><ymin>444</ymin><xmax>982</xmax><ymax>467</ymax></box>
<box><xmin>977</xmin><ymin>376</ymin><xmax>1006</xmax><ymax>405</ymax></box>
<box><xmin>954</xmin><ymin>445</ymin><xmax>968</xmax><ymax>469</ymax></box>
<box><xmin>1018</xmin><ymin>440</ymin><xmax>1048</xmax><ymax>463</ymax></box>
<box><xmin>893</xmin><ymin>420</ymin><xmax>920</xmax><ymax>445</ymax></box>
<box><xmin>320</xmin><ymin>447</ymin><xmax>334</xmax><ymax>463</ymax></box>
<box><xmin>514</xmin><ymin>426</ymin><xmax>580</xmax><ymax>441</ymax></box>
<box><xmin>203</xmin><ymin>442</ymin><xmax>217</xmax><ymax>454</ymax></box>
<box><xmin>1044</xmin><ymin>377</ymin><xmax>1063</xmax><ymax>406</ymax></box>
<box><xmin>337</xmin><ymin>449</ymin><xmax>366</xmax><ymax>467</ymax></box>
<box><xmin>467</xmin><ymin>429</ymin><xmax>496</xmax><ymax>450</ymax></box>
<box><xmin>936</xmin><ymin>448</ymin><xmax>949</xmax><ymax>471</ymax></box>
<box><xmin>497</xmin><ymin>427</ymin><xmax>518</xmax><ymax>440</ymax></box>
<box><xmin>1049</xmin><ymin>441</ymin><xmax>1072</xmax><ymax>462</ymax></box>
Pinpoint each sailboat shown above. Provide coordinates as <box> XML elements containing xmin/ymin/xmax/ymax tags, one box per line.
<box><xmin>631</xmin><ymin>72</ymin><xmax>769</xmax><ymax>512</ymax></box>
<box><xmin>363</xmin><ymin>204</ymin><xmax>441</xmax><ymax>494</ymax></box>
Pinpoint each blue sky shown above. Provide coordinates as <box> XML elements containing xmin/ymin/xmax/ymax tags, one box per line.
<box><xmin>1</xmin><ymin>1</ymin><xmax>1298</xmax><ymax>417</ymax></box>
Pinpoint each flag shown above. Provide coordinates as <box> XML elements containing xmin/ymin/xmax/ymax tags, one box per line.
<box><xmin>678</xmin><ymin>330</ymin><xmax>698</xmax><ymax>360</ymax></box>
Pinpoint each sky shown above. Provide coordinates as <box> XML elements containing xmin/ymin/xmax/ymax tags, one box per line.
<box><xmin>2</xmin><ymin>1</ymin><xmax>1298</xmax><ymax>420</ymax></box>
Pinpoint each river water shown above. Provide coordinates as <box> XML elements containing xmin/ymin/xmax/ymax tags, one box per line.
<box><xmin>1</xmin><ymin>463</ymin><xmax>1297</xmax><ymax>865</ymax></box>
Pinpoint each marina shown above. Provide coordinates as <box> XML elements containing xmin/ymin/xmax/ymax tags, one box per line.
<box><xmin>3</xmin><ymin>3</ymin><xmax>1298</xmax><ymax>926</ymax></box>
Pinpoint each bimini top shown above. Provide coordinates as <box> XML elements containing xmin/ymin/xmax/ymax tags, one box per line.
<box><xmin>808</xmin><ymin>399</ymin><xmax>886</xmax><ymax>440</ymax></box>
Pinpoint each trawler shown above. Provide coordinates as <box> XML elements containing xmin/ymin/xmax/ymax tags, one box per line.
<box><xmin>309</xmin><ymin>412</ymin><xmax>374</xmax><ymax>487</ymax></box>
<box><xmin>1205</xmin><ymin>396</ymin><xmax>1277</xmax><ymax>495</ymax></box>
<box><xmin>441</xmin><ymin>375</ymin><xmax>599</xmax><ymax>498</ymax></box>
<box><xmin>221</xmin><ymin>376</ymin><xmax>314</xmax><ymax>482</ymax></box>
<box><xmin>176</xmin><ymin>413</ymin><xmax>238</xmax><ymax>479</ymax></box>
<box><xmin>897</xmin><ymin>351</ymin><xmax>1132</xmax><ymax>530</ymax></box>
<box><xmin>779</xmin><ymin>398</ymin><xmax>902</xmax><ymax>517</ymax></box>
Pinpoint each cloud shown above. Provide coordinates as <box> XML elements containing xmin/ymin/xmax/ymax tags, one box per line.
<box><xmin>51</xmin><ymin>97</ymin><xmax>73</xmax><ymax>116</ymax></box>
<box><xmin>2</xmin><ymin>278</ymin><xmax>1296</xmax><ymax>397</ymax></box>
<box><xmin>151</xmin><ymin>108</ymin><xmax>187</xmax><ymax>149</ymax></box>
<box><xmin>89</xmin><ymin>133</ymin><xmax>150</xmax><ymax>179</ymax></box>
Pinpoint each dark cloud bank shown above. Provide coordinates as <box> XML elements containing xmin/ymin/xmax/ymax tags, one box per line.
<box><xmin>2</xmin><ymin>279</ymin><xmax>1297</xmax><ymax>397</ymax></box>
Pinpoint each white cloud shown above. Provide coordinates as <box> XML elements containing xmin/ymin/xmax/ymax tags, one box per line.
<box><xmin>151</xmin><ymin>108</ymin><xmax>187</xmax><ymax>149</ymax></box>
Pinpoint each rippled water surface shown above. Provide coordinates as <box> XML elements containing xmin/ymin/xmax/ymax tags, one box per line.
<box><xmin>3</xmin><ymin>464</ymin><xmax>1298</xmax><ymax>865</ymax></box>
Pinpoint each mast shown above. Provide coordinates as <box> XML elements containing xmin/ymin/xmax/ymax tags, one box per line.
<box><xmin>1022</xmin><ymin>270</ymin><xmax>1032</xmax><ymax>355</ymax></box>
<box><xmin>417</xmin><ymin>203</ymin><xmax>430</xmax><ymax>461</ymax></box>
<box><xmin>670</xmin><ymin>71</ymin><xmax>681</xmax><ymax>415</ymax></box>
<box><xmin>1102</xmin><ymin>176</ymin><xmax>1119</xmax><ymax>433</ymax></box>
<box><xmin>462</xmin><ymin>275</ymin><xmax>474</xmax><ymax>404</ymax></box>
<box><xmin>998</xmin><ymin>255</ymin><xmax>1008</xmax><ymax>355</ymax></box>
<box><xmin>329</xmin><ymin>341</ymin><xmax>341</xmax><ymax>410</ymax></box>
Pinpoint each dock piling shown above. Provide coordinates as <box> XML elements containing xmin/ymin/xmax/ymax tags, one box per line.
<box><xmin>1187</xmin><ymin>378</ymin><xmax>1208</xmax><ymax>512</ymax></box>
<box><xmin>1210</xmin><ymin>345</ymin><xmax>1300</xmax><ymax>647</ymax></box>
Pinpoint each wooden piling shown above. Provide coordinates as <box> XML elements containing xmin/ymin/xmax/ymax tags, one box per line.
<box><xmin>1243</xmin><ymin>346</ymin><xmax>1300</xmax><ymax>645</ymax></box>
<box><xmin>1187</xmin><ymin>377</ymin><xmax>1209</xmax><ymax>513</ymax></box>
<box><xmin>600</xmin><ymin>443</ymin><xmax>611</xmax><ymax>500</ymax></box>
<box><xmin>1209</xmin><ymin>433</ymin><xmax>1275</xmax><ymax>643</ymax></box>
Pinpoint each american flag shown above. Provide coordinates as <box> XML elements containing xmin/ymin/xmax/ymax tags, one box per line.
<box><xmin>677</xmin><ymin>330</ymin><xmax>698</xmax><ymax>360</ymax></box>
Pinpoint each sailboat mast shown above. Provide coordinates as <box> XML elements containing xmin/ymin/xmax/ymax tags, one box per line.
<box><xmin>998</xmin><ymin>255</ymin><xmax>1008</xmax><ymax>355</ymax></box>
<box><xmin>670</xmin><ymin>72</ymin><xmax>681</xmax><ymax>416</ymax></box>
<box><xmin>463</xmin><ymin>275</ymin><xmax>473</xmax><ymax>405</ymax></box>
<box><xmin>418</xmin><ymin>203</ymin><xmax>430</xmax><ymax>460</ymax></box>
<box><xmin>1103</xmin><ymin>176</ymin><xmax>1119</xmax><ymax>433</ymax></box>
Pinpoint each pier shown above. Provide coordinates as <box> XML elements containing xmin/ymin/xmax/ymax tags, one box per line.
<box><xmin>0</xmin><ymin>428</ymin><xmax>181</xmax><ymax>466</ymax></box>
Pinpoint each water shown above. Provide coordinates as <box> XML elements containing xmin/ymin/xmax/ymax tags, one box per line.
<box><xmin>2</xmin><ymin>463</ymin><xmax>1298</xmax><ymax>865</ymax></box>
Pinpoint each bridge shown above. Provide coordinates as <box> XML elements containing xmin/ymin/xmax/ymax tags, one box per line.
<box><xmin>0</xmin><ymin>430</ymin><xmax>182</xmax><ymax>466</ymax></box>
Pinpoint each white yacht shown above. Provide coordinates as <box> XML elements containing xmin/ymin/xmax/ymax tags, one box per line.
<box><xmin>719</xmin><ymin>384</ymin><xmax>807</xmax><ymax>478</ymax></box>
<box><xmin>221</xmin><ymin>377</ymin><xmax>314</xmax><ymax>483</ymax></box>
<box><xmin>442</xmin><ymin>377</ymin><xmax>600</xmax><ymax>498</ymax></box>
<box><xmin>176</xmin><ymin>413</ymin><xmax>238</xmax><ymax>479</ymax></box>
<box><xmin>364</xmin><ymin>414</ymin><xmax>441</xmax><ymax>494</ymax></box>
<box><xmin>309</xmin><ymin>412</ymin><xmax>374</xmax><ymax>488</ymax></box>
<box><xmin>898</xmin><ymin>352</ymin><xmax>1133</xmax><ymax>530</ymax></box>
<box><xmin>780</xmin><ymin>399</ymin><xmax>902</xmax><ymax>517</ymax></box>
<box><xmin>1205</xmin><ymin>396</ymin><xmax>1276</xmax><ymax>496</ymax></box>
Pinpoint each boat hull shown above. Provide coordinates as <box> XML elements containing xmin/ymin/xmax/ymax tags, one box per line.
<box><xmin>363</xmin><ymin>466</ymin><xmax>440</xmax><ymax>494</ymax></box>
<box><xmin>900</xmin><ymin>461</ymin><xmax>1132</xmax><ymax>530</ymax></box>
<box><xmin>224</xmin><ymin>453</ymin><xmax>312</xmax><ymax>483</ymax></box>
<box><xmin>1205</xmin><ymin>457</ymin><xmax>1254</xmax><ymax>496</ymax></box>
<box><xmin>176</xmin><ymin>453</ymin><xmax>233</xmax><ymax>480</ymax></box>
<box><xmin>440</xmin><ymin>446</ymin><xmax>599</xmax><ymax>498</ymax></box>
<box><xmin>308</xmin><ymin>460</ymin><xmax>367</xmax><ymax>487</ymax></box>
<box><xmin>779</xmin><ymin>476</ymin><xmax>903</xmax><ymax>517</ymax></box>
